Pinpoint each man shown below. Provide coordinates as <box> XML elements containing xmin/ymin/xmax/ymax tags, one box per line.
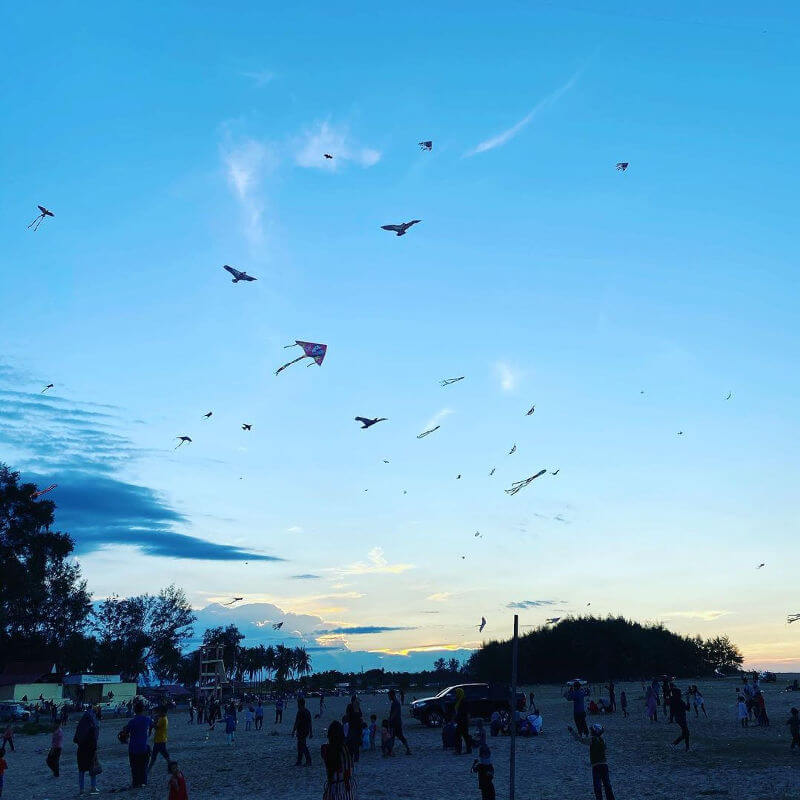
<box><xmin>275</xmin><ymin>696</ymin><xmax>284</xmax><ymax>724</ymax></box>
<box><xmin>669</xmin><ymin>687</ymin><xmax>691</xmax><ymax>751</ymax></box>
<box><xmin>607</xmin><ymin>681</ymin><xmax>616</xmax><ymax>712</ymax></box>
<box><xmin>566</xmin><ymin>681</ymin><xmax>590</xmax><ymax>737</ymax></box>
<box><xmin>291</xmin><ymin>697</ymin><xmax>312</xmax><ymax>766</ymax></box>
<box><xmin>124</xmin><ymin>700</ymin><xmax>154</xmax><ymax>788</ymax></box>
<box><xmin>389</xmin><ymin>689</ymin><xmax>412</xmax><ymax>755</ymax></box>
<box><xmin>255</xmin><ymin>700</ymin><xmax>264</xmax><ymax>731</ymax></box>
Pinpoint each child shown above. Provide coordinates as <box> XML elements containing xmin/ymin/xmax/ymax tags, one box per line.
<box><xmin>225</xmin><ymin>708</ymin><xmax>237</xmax><ymax>744</ymax></box>
<box><xmin>787</xmin><ymin>708</ymin><xmax>800</xmax><ymax>750</ymax></box>
<box><xmin>489</xmin><ymin>710</ymin><xmax>502</xmax><ymax>737</ymax></box>
<box><xmin>244</xmin><ymin>706</ymin><xmax>254</xmax><ymax>731</ymax></box>
<box><xmin>168</xmin><ymin>760</ymin><xmax>188</xmax><ymax>800</ymax></box>
<box><xmin>380</xmin><ymin>719</ymin><xmax>394</xmax><ymax>757</ymax></box>
<box><xmin>568</xmin><ymin>723</ymin><xmax>616</xmax><ymax>800</ymax></box>
<box><xmin>737</xmin><ymin>694</ymin><xmax>749</xmax><ymax>728</ymax></box>
<box><xmin>620</xmin><ymin>691</ymin><xmax>628</xmax><ymax>718</ymax></box>
<box><xmin>471</xmin><ymin>744</ymin><xmax>496</xmax><ymax>800</ymax></box>
<box><xmin>47</xmin><ymin>721</ymin><xmax>64</xmax><ymax>777</ymax></box>
<box><xmin>0</xmin><ymin>747</ymin><xmax>7</xmax><ymax>798</ymax></box>
<box><xmin>369</xmin><ymin>714</ymin><xmax>378</xmax><ymax>751</ymax></box>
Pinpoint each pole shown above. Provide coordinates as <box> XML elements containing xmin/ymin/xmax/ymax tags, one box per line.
<box><xmin>510</xmin><ymin>613</ymin><xmax>519</xmax><ymax>800</ymax></box>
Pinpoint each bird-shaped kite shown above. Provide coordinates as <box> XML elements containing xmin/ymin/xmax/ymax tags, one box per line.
<box><xmin>757</xmin><ymin>563</ymin><xmax>765</xmax><ymax>569</ymax></box>
<box><xmin>28</xmin><ymin>205</ymin><xmax>54</xmax><ymax>231</ymax></box>
<box><xmin>440</xmin><ymin>377</ymin><xmax>465</xmax><ymax>387</ymax></box>
<box><xmin>616</xmin><ymin>162</ymin><xmax>629</xmax><ymax>171</ymax></box>
<box><xmin>526</xmin><ymin>405</ymin><xmax>535</xmax><ymax>415</ymax></box>
<box><xmin>479</xmin><ymin>617</ymin><xmax>487</xmax><ymax>633</ymax></box>
<box><xmin>505</xmin><ymin>470</ymin><xmax>547</xmax><ymax>496</ymax></box>
<box><xmin>223</xmin><ymin>597</ymin><xmax>243</xmax><ymax>606</ymax></box>
<box><xmin>419</xmin><ymin>141</ymin><xmax>433</xmax><ymax>151</ymax></box>
<box><xmin>175</xmin><ymin>436</ymin><xmax>192</xmax><ymax>449</ymax></box>
<box><xmin>551</xmin><ymin>469</ymin><xmax>560</xmax><ymax>476</ymax></box>
<box><xmin>242</xmin><ymin>423</ymin><xmax>252</xmax><ymax>431</ymax></box>
<box><xmin>355</xmin><ymin>417</ymin><xmax>387</xmax><ymax>429</ymax></box>
<box><xmin>203</xmin><ymin>411</ymin><xmax>213</xmax><ymax>419</ymax></box>
<box><xmin>417</xmin><ymin>425</ymin><xmax>440</xmax><ymax>439</ymax></box>
<box><xmin>381</xmin><ymin>220</ymin><xmax>421</xmax><ymax>237</ymax></box>
<box><xmin>275</xmin><ymin>341</ymin><xmax>328</xmax><ymax>375</ymax></box>
<box><xmin>223</xmin><ymin>264</ymin><xmax>257</xmax><ymax>283</ymax></box>
<box><xmin>508</xmin><ymin>444</ymin><xmax>517</xmax><ymax>455</ymax></box>
<box><xmin>324</xmin><ymin>153</ymin><xmax>333</xmax><ymax>159</ymax></box>
<box><xmin>30</xmin><ymin>484</ymin><xmax>57</xmax><ymax>500</ymax></box>
<box><xmin>272</xmin><ymin>622</ymin><xmax>284</xmax><ymax>630</ymax></box>
<box><xmin>41</xmin><ymin>384</ymin><xmax>54</xmax><ymax>393</ymax></box>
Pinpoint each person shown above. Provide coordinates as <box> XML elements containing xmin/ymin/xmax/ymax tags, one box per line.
<box><xmin>319</xmin><ymin>691</ymin><xmax>326</xmax><ymax>717</ymax></box>
<box><xmin>0</xmin><ymin>748</ymin><xmax>6</xmax><ymax>799</ymax></box>
<box><xmin>620</xmin><ymin>691</ymin><xmax>628</xmax><ymax>719</ymax></box>
<box><xmin>690</xmin><ymin>686</ymin><xmax>707</xmax><ymax>717</ymax></box>
<box><xmin>255</xmin><ymin>701</ymin><xmax>264</xmax><ymax>731</ymax></box>
<box><xmin>47</xmin><ymin>721</ymin><xmax>63</xmax><ymax>777</ymax></box>
<box><xmin>742</xmin><ymin>676</ymin><xmax>755</xmax><ymax>720</ymax></box>
<box><xmin>454</xmin><ymin>688</ymin><xmax>473</xmax><ymax>754</ymax></box>
<box><xmin>148</xmin><ymin>706</ymin><xmax>170</xmax><ymax>775</ymax></box>
<box><xmin>322</xmin><ymin>720</ymin><xmax>357</xmax><ymax>800</ymax></box>
<box><xmin>645</xmin><ymin>685</ymin><xmax>658</xmax><ymax>722</ymax></box>
<box><xmin>787</xmin><ymin>707</ymin><xmax>800</xmax><ymax>750</ymax></box>
<box><xmin>187</xmin><ymin>701</ymin><xmax>194</xmax><ymax>725</ymax></box>
<box><xmin>489</xmin><ymin>710</ymin><xmax>502</xmax><ymax>737</ymax></box>
<box><xmin>607</xmin><ymin>681</ymin><xmax>616</xmax><ymax>712</ymax></box>
<box><xmin>124</xmin><ymin>699</ymin><xmax>153</xmax><ymax>788</ymax></box>
<box><xmin>526</xmin><ymin>708</ymin><xmax>543</xmax><ymax>735</ymax></box>
<box><xmin>755</xmin><ymin>691</ymin><xmax>769</xmax><ymax>727</ymax></box>
<box><xmin>0</xmin><ymin>727</ymin><xmax>12</xmax><ymax>754</ymax></box>
<box><xmin>275</xmin><ymin>696</ymin><xmax>284</xmax><ymax>725</ymax></box>
<box><xmin>388</xmin><ymin>689</ymin><xmax>411</xmax><ymax>755</ymax></box>
<box><xmin>568</xmin><ymin>723</ymin><xmax>616</xmax><ymax>800</ymax></box>
<box><xmin>528</xmin><ymin>690</ymin><xmax>536</xmax><ymax>711</ymax></box>
<box><xmin>292</xmin><ymin>697</ymin><xmax>313</xmax><ymax>766</ymax></box>
<box><xmin>737</xmin><ymin>693</ymin><xmax>749</xmax><ymax>728</ymax></box>
<box><xmin>669</xmin><ymin>688</ymin><xmax>691</xmax><ymax>751</ymax></box>
<box><xmin>345</xmin><ymin>695</ymin><xmax>363</xmax><ymax>762</ymax></box>
<box><xmin>74</xmin><ymin>704</ymin><xmax>100</xmax><ymax>795</ymax></box>
<box><xmin>566</xmin><ymin>681</ymin><xmax>590</xmax><ymax>737</ymax></box>
<box><xmin>399</xmin><ymin>688</ymin><xmax>405</xmax><ymax>706</ymax></box>
<box><xmin>368</xmin><ymin>715</ymin><xmax>377</xmax><ymax>751</ymax></box>
<box><xmin>167</xmin><ymin>759</ymin><xmax>189</xmax><ymax>800</ymax></box>
<box><xmin>224</xmin><ymin>707</ymin><xmax>237</xmax><ymax>744</ymax></box>
<box><xmin>381</xmin><ymin>719</ymin><xmax>393</xmax><ymax>756</ymax></box>
<box><xmin>244</xmin><ymin>705</ymin><xmax>254</xmax><ymax>731</ymax></box>
<box><xmin>471</xmin><ymin>744</ymin><xmax>496</xmax><ymax>800</ymax></box>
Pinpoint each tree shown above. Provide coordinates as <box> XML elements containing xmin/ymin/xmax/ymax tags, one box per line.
<box><xmin>294</xmin><ymin>647</ymin><xmax>312</xmax><ymax>680</ymax></box>
<box><xmin>433</xmin><ymin>657</ymin><xmax>447</xmax><ymax>673</ymax></box>
<box><xmin>700</xmin><ymin>635</ymin><xmax>743</xmax><ymax>672</ymax></box>
<box><xmin>202</xmin><ymin>624</ymin><xmax>244</xmax><ymax>679</ymax></box>
<box><xmin>447</xmin><ymin>657</ymin><xmax>461</xmax><ymax>673</ymax></box>
<box><xmin>0</xmin><ymin>465</ymin><xmax>92</xmax><ymax>668</ymax></box>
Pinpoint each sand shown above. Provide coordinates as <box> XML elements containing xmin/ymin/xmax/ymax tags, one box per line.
<box><xmin>6</xmin><ymin>676</ymin><xmax>800</xmax><ymax>800</ymax></box>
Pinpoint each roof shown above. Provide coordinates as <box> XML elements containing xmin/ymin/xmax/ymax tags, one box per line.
<box><xmin>0</xmin><ymin>661</ymin><xmax>58</xmax><ymax>687</ymax></box>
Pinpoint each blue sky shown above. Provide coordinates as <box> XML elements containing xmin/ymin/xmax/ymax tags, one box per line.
<box><xmin>2</xmin><ymin>2</ymin><xmax>799</xmax><ymax>672</ymax></box>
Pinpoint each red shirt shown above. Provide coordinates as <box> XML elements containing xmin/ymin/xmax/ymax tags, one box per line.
<box><xmin>169</xmin><ymin>771</ymin><xmax>188</xmax><ymax>800</ymax></box>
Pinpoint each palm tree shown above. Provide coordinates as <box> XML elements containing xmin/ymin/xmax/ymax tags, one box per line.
<box><xmin>294</xmin><ymin>647</ymin><xmax>312</xmax><ymax>680</ymax></box>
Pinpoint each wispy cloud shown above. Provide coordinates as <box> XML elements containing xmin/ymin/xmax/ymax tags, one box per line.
<box><xmin>369</xmin><ymin>643</ymin><xmax>471</xmax><ymax>657</ymax></box>
<box><xmin>318</xmin><ymin>626</ymin><xmax>416</xmax><ymax>636</ymax></box>
<box><xmin>466</xmin><ymin>72</ymin><xmax>580</xmax><ymax>156</ymax></box>
<box><xmin>493</xmin><ymin>360</ymin><xmax>522</xmax><ymax>392</ymax></box>
<box><xmin>291</xmin><ymin>574</ymin><xmax>322</xmax><ymax>580</ymax></box>
<box><xmin>423</xmin><ymin>408</ymin><xmax>453</xmax><ymax>431</ymax></box>
<box><xmin>287</xmin><ymin>526</ymin><xmax>304</xmax><ymax>534</ymax></box>
<box><xmin>507</xmin><ymin>599</ymin><xmax>564</xmax><ymax>609</ymax></box>
<box><xmin>426</xmin><ymin>592</ymin><xmax>454</xmax><ymax>602</ymax></box>
<box><xmin>294</xmin><ymin>121</ymin><xmax>381</xmax><ymax>171</ymax></box>
<box><xmin>662</xmin><ymin>610</ymin><xmax>732</xmax><ymax>622</ymax></box>
<box><xmin>338</xmin><ymin>547</ymin><xmax>413</xmax><ymax>576</ymax></box>
<box><xmin>240</xmin><ymin>69</ymin><xmax>274</xmax><ymax>88</ymax></box>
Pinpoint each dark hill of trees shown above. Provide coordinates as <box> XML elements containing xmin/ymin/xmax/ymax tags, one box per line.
<box><xmin>465</xmin><ymin>616</ymin><xmax>743</xmax><ymax>682</ymax></box>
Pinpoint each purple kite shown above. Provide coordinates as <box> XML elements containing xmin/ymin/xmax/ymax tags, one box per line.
<box><xmin>275</xmin><ymin>341</ymin><xmax>328</xmax><ymax>375</ymax></box>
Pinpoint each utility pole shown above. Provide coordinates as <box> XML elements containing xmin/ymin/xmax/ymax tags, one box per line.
<box><xmin>510</xmin><ymin>613</ymin><xmax>519</xmax><ymax>800</ymax></box>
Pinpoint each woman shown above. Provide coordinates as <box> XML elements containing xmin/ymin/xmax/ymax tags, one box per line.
<box><xmin>74</xmin><ymin>705</ymin><xmax>99</xmax><ymax>794</ymax></box>
<box><xmin>322</xmin><ymin>720</ymin><xmax>357</xmax><ymax>800</ymax></box>
<box><xmin>344</xmin><ymin>695</ymin><xmax>363</xmax><ymax>762</ymax></box>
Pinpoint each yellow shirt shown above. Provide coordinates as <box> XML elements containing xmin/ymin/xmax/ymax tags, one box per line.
<box><xmin>154</xmin><ymin>716</ymin><xmax>168</xmax><ymax>744</ymax></box>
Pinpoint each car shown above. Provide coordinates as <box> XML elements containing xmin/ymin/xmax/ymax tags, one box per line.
<box><xmin>759</xmin><ymin>671</ymin><xmax>777</xmax><ymax>683</ymax></box>
<box><xmin>410</xmin><ymin>683</ymin><xmax>525</xmax><ymax>728</ymax></box>
<box><xmin>0</xmin><ymin>702</ymin><xmax>31</xmax><ymax>722</ymax></box>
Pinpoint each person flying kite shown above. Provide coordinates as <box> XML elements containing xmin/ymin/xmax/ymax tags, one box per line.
<box><xmin>275</xmin><ymin>341</ymin><xmax>328</xmax><ymax>375</ymax></box>
<box><xmin>28</xmin><ymin>205</ymin><xmax>54</xmax><ymax>231</ymax></box>
<box><xmin>223</xmin><ymin>264</ymin><xmax>257</xmax><ymax>283</ymax></box>
<box><xmin>419</xmin><ymin>141</ymin><xmax>433</xmax><ymax>151</ymax></box>
<box><xmin>381</xmin><ymin>220</ymin><xmax>421</xmax><ymax>237</ymax></box>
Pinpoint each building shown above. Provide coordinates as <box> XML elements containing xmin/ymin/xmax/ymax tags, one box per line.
<box><xmin>0</xmin><ymin>661</ymin><xmax>62</xmax><ymax>703</ymax></box>
<box><xmin>62</xmin><ymin>674</ymin><xmax>138</xmax><ymax>706</ymax></box>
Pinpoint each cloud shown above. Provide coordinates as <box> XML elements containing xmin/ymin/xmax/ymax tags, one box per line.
<box><xmin>294</xmin><ymin>121</ymin><xmax>381</xmax><ymax>171</ymax></box>
<box><xmin>221</xmin><ymin>136</ymin><xmax>275</xmax><ymax>246</ymax></box>
<box><xmin>493</xmin><ymin>361</ymin><xmax>522</xmax><ymax>392</ymax></box>
<box><xmin>466</xmin><ymin>72</ymin><xmax>579</xmax><ymax>156</ymax></box>
<box><xmin>507</xmin><ymin>599</ymin><xmax>564</xmax><ymax>609</ymax></box>
<box><xmin>240</xmin><ymin>69</ymin><xmax>274</xmax><ymax>87</ymax></box>
<box><xmin>369</xmin><ymin>643</ymin><xmax>470</xmax><ymax>657</ymax></box>
<box><xmin>662</xmin><ymin>610</ymin><xmax>732</xmax><ymax>622</ymax></box>
<box><xmin>318</xmin><ymin>626</ymin><xmax>416</xmax><ymax>636</ymax></box>
<box><xmin>426</xmin><ymin>592</ymin><xmax>454</xmax><ymax>602</ymax></box>
<box><xmin>291</xmin><ymin>574</ymin><xmax>322</xmax><ymax>580</ymax></box>
<box><xmin>423</xmin><ymin>408</ymin><xmax>453</xmax><ymax>432</ymax></box>
<box><xmin>287</xmin><ymin>526</ymin><xmax>304</xmax><ymax>534</ymax></box>
<box><xmin>338</xmin><ymin>547</ymin><xmax>413</xmax><ymax>576</ymax></box>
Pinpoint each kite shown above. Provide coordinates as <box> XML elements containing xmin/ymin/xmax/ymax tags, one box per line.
<box><xmin>175</xmin><ymin>436</ymin><xmax>192</xmax><ymax>449</ymax></box>
<box><xmin>505</xmin><ymin>469</ymin><xmax>547</xmax><ymax>496</ymax></box>
<box><xmin>508</xmin><ymin>444</ymin><xmax>517</xmax><ymax>455</ymax></box>
<box><xmin>479</xmin><ymin>617</ymin><xmax>487</xmax><ymax>633</ymax></box>
<box><xmin>416</xmin><ymin>425</ymin><xmax>440</xmax><ymax>439</ymax></box>
<box><xmin>383</xmin><ymin>460</ymin><xmax>390</xmax><ymax>464</ymax></box>
<box><xmin>272</xmin><ymin>622</ymin><xmax>284</xmax><ymax>630</ymax></box>
<box><xmin>788</xmin><ymin>614</ymin><xmax>800</xmax><ymax>625</ymax></box>
<box><xmin>551</xmin><ymin>469</ymin><xmax>560</xmax><ymax>476</ymax></box>
<box><xmin>526</xmin><ymin>405</ymin><xmax>535</xmax><ymax>415</ymax></box>
<box><xmin>28</xmin><ymin>205</ymin><xmax>54</xmax><ymax>231</ymax></box>
<box><xmin>616</xmin><ymin>162</ymin><xmax>629</xmax><ymax>171</ymax></box>
<box><xmin>440</xmin><ymin>376</ymin><xmax>465</xmax><ymax>387</ymax></box>
<box><xmin>725</xmin><ymin>392</ymin><xmax>733</xmax><ymax>400</ymax></box>
<box><xmin>242</xmin><ymin>423</ymin><xmax>252</xmax><ymax>431</ymax></box>
<box><xmin>456</xmin><ymin>474</ymin><xmax>461</xmax><ymax>480</ymax></box>
<box><xmin>275</xmin><ymin>341</ymin><xmax>328</xmax><ymax>375</ymax></box>
<box><xmin>223</xmin><ymin>264</ymin><xmax>257</xmax><ymax>283</ymax></box>
<box><xmin>757</xmin><ymin>563</ymin><xmax>765</xmax><ymax>569</ymax></box>
<box><xmin>355</xmin><ymin>417</ymin><xmax>387</xmax><ymax>429</ymax></box>
<box><xmin>489</xmin><ymin>468</ymin><xmax>495</xmax><ymax>476</ymax></box>
<box><xmin>30</xmin><ymin>484</ymin><xmax>57</xmax><ymax>500</ymax></box>
<box><xmin>474</xmin><ymin>531</ymin><xmax>482</xmax><ymax>538</ymax></box>
<box><xmin>324</xmin><ymin>153</ymin><xmax>333</xmax><ymax>159</ymax></box>
<box><xmin>419</xmin><ymin>141</ymin><xmax>433</xmax><ymax>151</ymax></box>
<box><xmin>677</xmin><ymin>431</ymin><xmax>684</xmax><ymax>436</ymax></box>
<box><xmin>223</xmin><ymin>597</ymin><xmax>243</xmax><ymax>606</ymax></box>
<box><xmin>41</xmin><ymin>384</ymin><xmax>54</xmax><ymax>393</ymax></box>
<box><xmin>545</xmin><ymin>617</ymin><xmax>561</xmax><ymax>625</ymax></box>
<box><xmin>203</xmin><ymin>411</ymin><xmax>212</xmax><ymax>419</ymax></box>
<box><xmin>381</xmin><ymin>220</ymin><xmax>421</xmax><ymax>237</ymax></box>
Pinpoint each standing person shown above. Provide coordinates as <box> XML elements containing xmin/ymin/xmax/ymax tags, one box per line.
<box><xmin>368</xmin><ymin>715</ymin><xmax>377</xmax><ymax>751</ymax></box>
<box><xmin>755</xmin><ymin>691</ymin><xmax>769</xmax><ymax>726</ymax></box>
<box><xmin>399</xmin><ymin>688</ymin><xmax>405</xmax><ymax>706</ymax></box>
<box><xmin>319</xmin><ymin>691</ymin><xmax>326</xmax><ymax>717</ymax></box>
<box><xmin>291</xmin><ymin>697</ymin><xmax>313</xmax><ymax>766</ymax></box>
<box><xmin>74</xmin><ymin>705</ymin><xmax>99</xmax><ymax>795</ymax></box>
<box><xmin>454</xmin><ymin>688</ymin><xmax>473</xmax><ymax>754</ymax></box>
<box><xmin>124</xmin><ymin>699</ymin><xmax>153</xmax><ymax>788</ymax></box>
<box><xmin>607</xmin><ymin>681</ymin><xmax>616</xmax><ymax>712</ymax></box>
<box><xmin>46</xmin><ymin>721</ymin><xmax>63</xmax><ymax>777</ymax></box>
<box><xmin>0</xmin><ymin>748</ymin><xmax>7</xmax><ymax>799</ymax></box>
<box><xmin>786</xmin><ymin>708</ymin><xmax>800</xmax><ymax>751</ymax></box>
<box><xmin>567</xmin><ymin>723</ymin><xmax>616</xmax><ymax>800</ymax></box>
<box><xmin>321</xmin><ymin>720</ymin><xmax>357</xmax><ymax>800</ymax></box>
<box><xmin>255</xmin><ymin>701</ymin><xmax>264</xmax><ymax>731</ymax></box>
<box><xmin>528</xmin><ymin>690</ymin><xmax>536</xmax><ymax>711</ymax></box>
<box><xmin>742</xmin><ymin>677</ymin><xmax>755</xmax><ymax>720</ymax></box>
<box><xmin>224</xmin><ymin>707</ymin><xmax>236</xmax><ymax>744</ymax></box>
<box><xmin>148</xmin><ymin>706</ymin><xmax>170</xmax><ymax>776</ymax></box>
<box><xmin>566</xmin><ymin>681</ymin><xmax>590</xmax><ymax>737</ymax></box>
<box><xmin>471</xmin><ymin>744</ymin><xmax>496</xmax><ymax>800</ymax></box>
<box><xmin>669</xmin><ymin>688</ymin><xmax>691</xmax><ymax>751</ymax></box>
<box><xmin>0</xmin><ymin>727</ymin><xmax>12</xmax><ymax>754</ymax></box>
<box><xmin>345</xmin><ymin>695</ymin><xmax>363</xmax><ymax>762</ymax></box>
<box><xmin>187</xmin><ymin>701</ymin><xmax>194</xmax><ymax>725</ymax></box>
<box><xmin>275</xmin><ymin>696</ymin><xmax>284</xmax><ymax>725</ymax></box>
<box><xmin>645</xmin><ymin>686</ymin><xmax>658</xmax><ymax>723</ymax></box>
<box><xmin>619</xmin><ymin>691</ymin><xmax>628</xmax><ymax>718</ymax></box>
<box><xmin>736</xmin><ymin>694</ymin><xmax>749</xmax><ymax>727</ymax></box>
<box><xmin>388</xmin><ymin>689</ymin><xmax>412</xmax><ymax>755</ymax></box>
<box><xmin>244</xmin><ymin>706</ymin><xmax>254</xmax><ymax>731</ymax></box>
<box><xmin>167</xmin><ymin>760</ymin><xmax>189</xmax><ymax>800</ymax></box>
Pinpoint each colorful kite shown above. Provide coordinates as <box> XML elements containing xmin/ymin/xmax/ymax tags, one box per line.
<box><xmin>419</xmin><ymin>141</ymin><xmax>433</xmax><ymax>151</ymax></box>
<box><xmin>505</xmin><ymin>469</ymin><xmax>547</xmax><ymax>496</ymax></box>
<box><xmin>31</xmin><ymin>484</ymin><xmax>57</xmax><ymax>500</ymax></box>
<box><xmin>275</xmin><ymin>341</ymin><xmax>328</xmax><ymax>375</ymax></box>
<box><xmin>28</xmin><ymin>205</ymin><xmax>54</xmax><ymax>231</ymax></box>
<box><xmin>616</xmin><ymin>162</ymin><xmax>629</xmax><ymax>171</ymax></box>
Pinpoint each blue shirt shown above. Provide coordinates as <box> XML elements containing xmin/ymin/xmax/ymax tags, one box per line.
<box><xmin>126</xmin><ymin>714</ymin><xmax>153</xmax><ymax>754</ymax></box>
<box><xmin>567</xmin><ymin>687</ymin><xmax>588</xmax><ymax>713</ymax></box>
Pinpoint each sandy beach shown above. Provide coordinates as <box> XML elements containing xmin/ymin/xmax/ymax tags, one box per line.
<box><xmin>5</xmin><ymin>677</ymin><xmax>800</xmax><ymax>800</ymax></box>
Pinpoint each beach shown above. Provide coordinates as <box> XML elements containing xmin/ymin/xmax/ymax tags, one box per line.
<box><xmin>6</xmin><ymin>677</ymin><xmax>800</xmax><ymax>800</ymax></box>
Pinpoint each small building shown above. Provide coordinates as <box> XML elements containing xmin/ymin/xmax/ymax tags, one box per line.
<box><xmin>0</xmin><ymin>661</ymin><xmax>62</xmax><ymax>703</ymax></box>
<box><xmin>62</xmin><ymin>674</ymin><xmax>138</xmax><ymax>707</ymax></box>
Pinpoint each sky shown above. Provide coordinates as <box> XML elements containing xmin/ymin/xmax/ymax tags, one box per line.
<box><xmin>1</xmin><ymin>1</ymin><xmax>799</xmax><ymax>674</ymax></box>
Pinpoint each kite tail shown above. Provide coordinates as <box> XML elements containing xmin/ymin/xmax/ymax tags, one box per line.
<box><xmin>283</xmin><ymin>342</ymin><xmax>299</xmax><ymax>349</ymax></box>
<box><xmin>275</xmin><ymin>355</ymin><xmax>306</xmax><ymax>375</ymax></box>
